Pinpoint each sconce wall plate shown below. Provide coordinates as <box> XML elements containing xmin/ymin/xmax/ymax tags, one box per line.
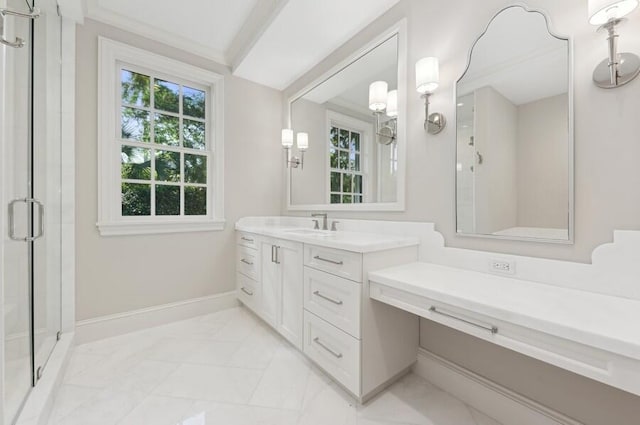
<box><xmin>427</xmin><ymin>112</ymin><xmax>446</xmax><ymax>135</ymax></box>
<box><xmin>589</xmin><ymin>1</ymin><xmax>640</xmax><ymax>88</ymax></box>
<box><xmin>421</xmin><ymin>92</ymin><xmax>446</xmax><ymax>135</ymax></box>
<box><xmin>594</xmin><ymin>52</ymin><xmax>640</xmax><ymax>88</ymax></box>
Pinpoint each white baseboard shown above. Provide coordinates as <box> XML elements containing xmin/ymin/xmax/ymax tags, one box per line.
<box><xmin>75</xmin><ymin>291</ymin><xmax>239</xmax><ymax>345</ymax></box>
<box><xmin>414</xmin><ymin>348</ymin><xmax>583</xmax><ymax>425</ymax></box>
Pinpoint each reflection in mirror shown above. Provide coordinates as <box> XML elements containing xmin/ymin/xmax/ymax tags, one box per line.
<box><xmin>456</xmin><ymin>5</ymin><xmax>572</xmax><ymax>242</ymax></box>
<box><xmin>289</xmin><ymin>34</ymin><xmax>400</xmax><ymax>208</ymax></box>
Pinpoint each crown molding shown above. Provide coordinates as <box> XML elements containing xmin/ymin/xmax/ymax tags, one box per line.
<box><xmin>86</xmin><ymin>0</ymin><xmax>229</xmax><ymax>65</ymax></box>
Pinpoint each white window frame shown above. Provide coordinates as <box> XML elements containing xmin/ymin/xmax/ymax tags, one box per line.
<box><xmin>97</xmin><ymin>37</ymin><xmax>224</xmax><ymax>236</ymax></box>
<box><xmin>325</xmin><ymin>110</ymin><xmax>372</xmax><ymax>204</ymax></box>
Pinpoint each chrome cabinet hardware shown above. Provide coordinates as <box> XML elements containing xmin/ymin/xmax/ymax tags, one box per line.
<box><xmin>313</xmin><ymin>290</ymin><xmax>343</xmax><ymax>305</ymax></box>
<box><xmin>271</xmin><ymin>245</ymin><xmax>281</xmax><ymax>264</ymax></box>
<box><xmin>429</xmin><ymin>306</ymin><xmax>498</xmax><ymax>335</ymax></box>
<box><xmin>240</xmin><ymin>287</ymin><xmax>254</xmax><ymax>296</ymax></box>
<box><xmin>8</xmin><ymin>198</ymin><xmax>44</xmax><ymax>241</ymax></box>
<box><xmin>240</xmin><ymin>236</ymin><xmax>254</xmax><ymax>242</ymax></box>
<box><xmin>313</xmin><ymin>255</ymin><xmax>343</xmax><ymax>266</ymax></box>
<box><xmin>313</xmin><ymin>337</ymin><xmax>343</xmax><ymax>358</ymax></box>
<box><xmin>240</xmin><ymin>259</ymin><xmax>253</xmax><ymax>266</ymax></box>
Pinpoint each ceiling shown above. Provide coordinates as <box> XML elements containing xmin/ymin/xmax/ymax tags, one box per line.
<box><xmin>300</xmin><ymin>35</ymin><xmax>398</xmax><ymax>111</ymax></box>
<box><xmin>83</xmin><ymin>0</ymin><xmax>401</xmax><ymax>90</ymax></box>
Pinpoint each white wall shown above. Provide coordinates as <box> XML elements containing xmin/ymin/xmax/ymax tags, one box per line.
<box><xmin>75</xmin><ymin>19</ymin><xmax>283</xmax><ymax>321</ymax></box>
<box><xmin>516</xmin><ymin>94</ymin><xmax>569</xmax><ymax>229</ymax></box>
<box><xmin>289</xmin><ymin>98</ymin><xmax>328</xmax><ymax>205</ymax></box>
<box><xmin>282</xmin><ymin>1</ymin><xmax>640</xmax><ymax>423</ymax></box>
<box><xmin>474</xmin><ymin>86</ymin><xmax>518</xmax><ymax>234</ymax></box>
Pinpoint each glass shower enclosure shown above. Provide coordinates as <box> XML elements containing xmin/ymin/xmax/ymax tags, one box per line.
<box><xmin>1</xmin><ymin>0</ymin><xmax>63</xmax><ymax>423</ymax></box>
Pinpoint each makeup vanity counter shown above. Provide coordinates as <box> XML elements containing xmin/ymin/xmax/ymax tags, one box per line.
<box><xmin>235</xmin><ymin>218</ymin><xmax>420</xmax><ymax>402</ymax></box>
<box><xmin>369</xmin><ymin>262</ymin><xmax>640</xmax><ymax>397</ymax></box>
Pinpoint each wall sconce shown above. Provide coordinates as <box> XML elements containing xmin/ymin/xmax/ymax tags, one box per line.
<box><xmin>416</xmin><ymin>57</ymin><xmax>446</xmax><ymax>135</ymax></box>
<box><xmin>368</xmin><ymin>81</ymin><xmax>397</xmax><ymax>145</ymax></box>
<box><xmin>589</xmin><ymin>0</ymin><xmax>640</xmax><ymax>88</ymax></box>
<box><xmin>281</xmin><ymin>129</ymin><xmax>308</xmax><ymax>169</ymax></box>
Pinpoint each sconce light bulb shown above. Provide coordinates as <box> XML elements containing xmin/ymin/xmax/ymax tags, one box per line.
<box><xmin>386</xmin><ymin>90</ymin><xmax>398</xmax><ymax>117</ymax></box>
<box><xmin>416</xmin><ymin>57</ymin><xmax>440</xmax><ymax>94</ymax></box>
<box><xmin>297</xmin><ymin>132</ymin><xmax>309</xmax><ymax>151</ymax></box>
<box><xmin>369</xmin><ymin>81</ymin><xmax>388</xmax><ymax>111</ymax></box>
<box><xmin>281</xmin><ymin>128</ymin><xmax>294</xmax><ymax>148</ymax></box>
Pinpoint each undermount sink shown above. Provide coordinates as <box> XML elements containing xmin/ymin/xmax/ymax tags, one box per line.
<box><xmin>284</xmin><ymin>228</ymin><xmax>335</xmax><ymax>237</ymax></box>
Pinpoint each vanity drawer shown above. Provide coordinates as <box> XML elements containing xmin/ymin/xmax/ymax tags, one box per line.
<box><xmin>237</xmin><ymin>245</ymin><xmax>259</xmax><ymax>280</ymax></box>
<box><xmin>303</xmin><ymin>311</ymin><xmax>360</xmax><ymax>395</ymax></box>
<box><xmin>304</xmin><ymin>267</ymin><xmax>361</xmax><ymax>338</ymax></box>
<box><xmin>237</xmin><ymin>272</ymin><xmax>260</xmax><ymax>312</ymax></box>
<box><xmin>304</xmin><ymin>245</ymin><xmax>362</xmax><ymax>282</ymax></box>
<box><xmin>237</xmin><ymin>232</ymin><xmax>259</xmax><ymax>250</ymax></box>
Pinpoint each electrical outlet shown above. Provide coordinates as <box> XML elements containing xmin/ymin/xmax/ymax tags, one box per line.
<box><xmin>490</xmin><ymin>259</ymin><xmax>515</xmax><ymax>274</ymax></box>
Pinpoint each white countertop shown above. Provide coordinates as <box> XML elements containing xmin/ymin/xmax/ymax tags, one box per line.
<box><xmin>369</xmin><ymin>262</ymin><xmax>640</xmax><ymax>361</ymax></box>
<box><xmin>235</xmin><ymin>223</ymin><xmax>419</xmax><ymax>253</ymax></box>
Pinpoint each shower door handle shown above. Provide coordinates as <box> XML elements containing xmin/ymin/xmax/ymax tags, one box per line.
<box><xmin>0</xmin><ymin>7</ymin><xmax>41</xmax><ymax>19</ymax></box>
<box><xmin>8</xmin><ymin>198</ymin><xmax>44</xmax><ymax>241</ymax></box>
<box><xmin>0</xmin><ymin>6</ymin><xmax>40</xmax><ymax>48</ymax></box>
<box><xmin>32</xmin><ymin>199</ymin><xmax>44</xmax><ymax>241</ymax></box>
<box><xmin>0</xmin><ymin>36</ymin><xmax>25</xmax><ymax>48</ymax></box>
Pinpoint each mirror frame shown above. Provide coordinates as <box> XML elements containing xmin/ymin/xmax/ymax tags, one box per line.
<box><xmin>286</xmin><ymin>19</ymin><xmax>407</xmax><ymax>212</ymax></box>
<box><xmin>454</xmin><ymin>4</ymin><xmax>575</xmax><ymax>244</ymax></box>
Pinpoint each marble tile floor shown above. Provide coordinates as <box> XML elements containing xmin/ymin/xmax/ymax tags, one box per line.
<box><xmin>47</xmin><ymin>306</ymin><xmax>503</xmax><ymax>425</ymax></box>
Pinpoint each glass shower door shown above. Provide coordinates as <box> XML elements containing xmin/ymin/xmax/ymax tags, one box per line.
<box><xmin>31</xmin><ymin>0</ymin><xmax>62</xmax><ymax>381</ymax></box>
<box><xmin>2</xmin><ymin>0</ymin><xmax>35</xmax><ymax>422</ymax></box>
<box><xmin>2</xmin><ymin>0</ymin><xmax>61</xmax><ymax>422</ymax></box>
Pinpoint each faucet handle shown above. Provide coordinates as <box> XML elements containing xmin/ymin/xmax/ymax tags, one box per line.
<box><xmin>312</xmin><ymin>219</ymin><xmax>320</xmax><ymax>230</ymax></box>
<box><xmin>330</xmin><ymin>221</ymin><xmax>340</xmax><ymax>231</ymax></box>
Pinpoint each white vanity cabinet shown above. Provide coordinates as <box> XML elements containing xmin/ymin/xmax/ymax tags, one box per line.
<box><xmin>235</xmin><ymin>224</ymin><xmax>420</xmax><ymax>402</ymax></box>
<box><xmin>236</xmin><ymin>232</ymin><xmax>261</xmax><ymax>310</ymax></box>
<box><xmin>302</xmin><ymin>244</ymin><xmax>419</xmax><ymax>401</ymax></box>
<box><xmin>259</xmin><ymin>237</ymin><xmax>304</xmax><ymax>348</ymax></box>
<box><xmin>236</xmin><ymin>232</ymin><xmax>304</xmax><ymax>349</ymax></box>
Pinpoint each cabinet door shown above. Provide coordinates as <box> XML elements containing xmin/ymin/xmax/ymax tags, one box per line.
<box><xmin>278</xmin><ymin>240</ymin><xmax>304</xmax><ymax>349</ymax></box>
<box><xmin>260</xmin><ymin>238</ymin><xmax>279</xmax><ymax>327</ymax></box>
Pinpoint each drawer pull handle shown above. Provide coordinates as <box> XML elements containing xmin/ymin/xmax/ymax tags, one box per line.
<box><xmin>313</xmin><ymin>255</ymin><xmax>344</xmax><ymax>266</ymax></box>
<box><xmin>240</xmin><ymin>259</ymin><xmax>253</xmax><ymax>266</ymax></box>
<box><xmin>241</xmin><ymin>237</ymin><xmax>254</xmax><ymax>242</ymax></box>
<box><xmin>313</xmin><ymin>291</ymin><xmax>343</xmax><ymax>305</ymax></box>
<box><xmin>313</xmin><ymin>337</ymin><xmax>343</xmax><ymax>359</ymax></box>
<box><xmin>241</xmin><ymin>287</ymin><xmax>254</xmax><ymax>296</ymax></box>
<box><xmin>429</xmin><ymin>306</ymin><xmax>498</xmax><ymax>335</ymax></box>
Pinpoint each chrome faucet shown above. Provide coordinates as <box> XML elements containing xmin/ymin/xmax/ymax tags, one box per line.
<box><xmin>311</xmin><ymin>213</ymin><xmax>328</xmax><ymax>230</ymax></box>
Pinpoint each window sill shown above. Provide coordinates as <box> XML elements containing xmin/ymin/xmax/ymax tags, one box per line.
<box><xmin>96</xmin><ymin>219</ymin><xmax>226</xmax><ymax>236</ymax></box>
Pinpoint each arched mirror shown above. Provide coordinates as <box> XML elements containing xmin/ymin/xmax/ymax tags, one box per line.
<box><xmin>456</xmin><ymin>5</ymin><xmax>573</xmax><ymax>243</ymax></box>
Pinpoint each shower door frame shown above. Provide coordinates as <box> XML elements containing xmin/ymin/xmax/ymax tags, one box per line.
<box><xmin>0</xmin><ymin>0</ymin><xmax>77</xmax><ymax>423</ymax></box>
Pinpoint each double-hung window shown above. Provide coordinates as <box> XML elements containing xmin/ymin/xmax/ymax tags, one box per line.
<box><xmin>327</xmin><ymin>111</ymin><xmax>370</xmax><ymax>204</ymax></box>
<box><xmin>97</xmin><ymin>38</ymin><xmax>224</xmax><ymax>236</ymax></box>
